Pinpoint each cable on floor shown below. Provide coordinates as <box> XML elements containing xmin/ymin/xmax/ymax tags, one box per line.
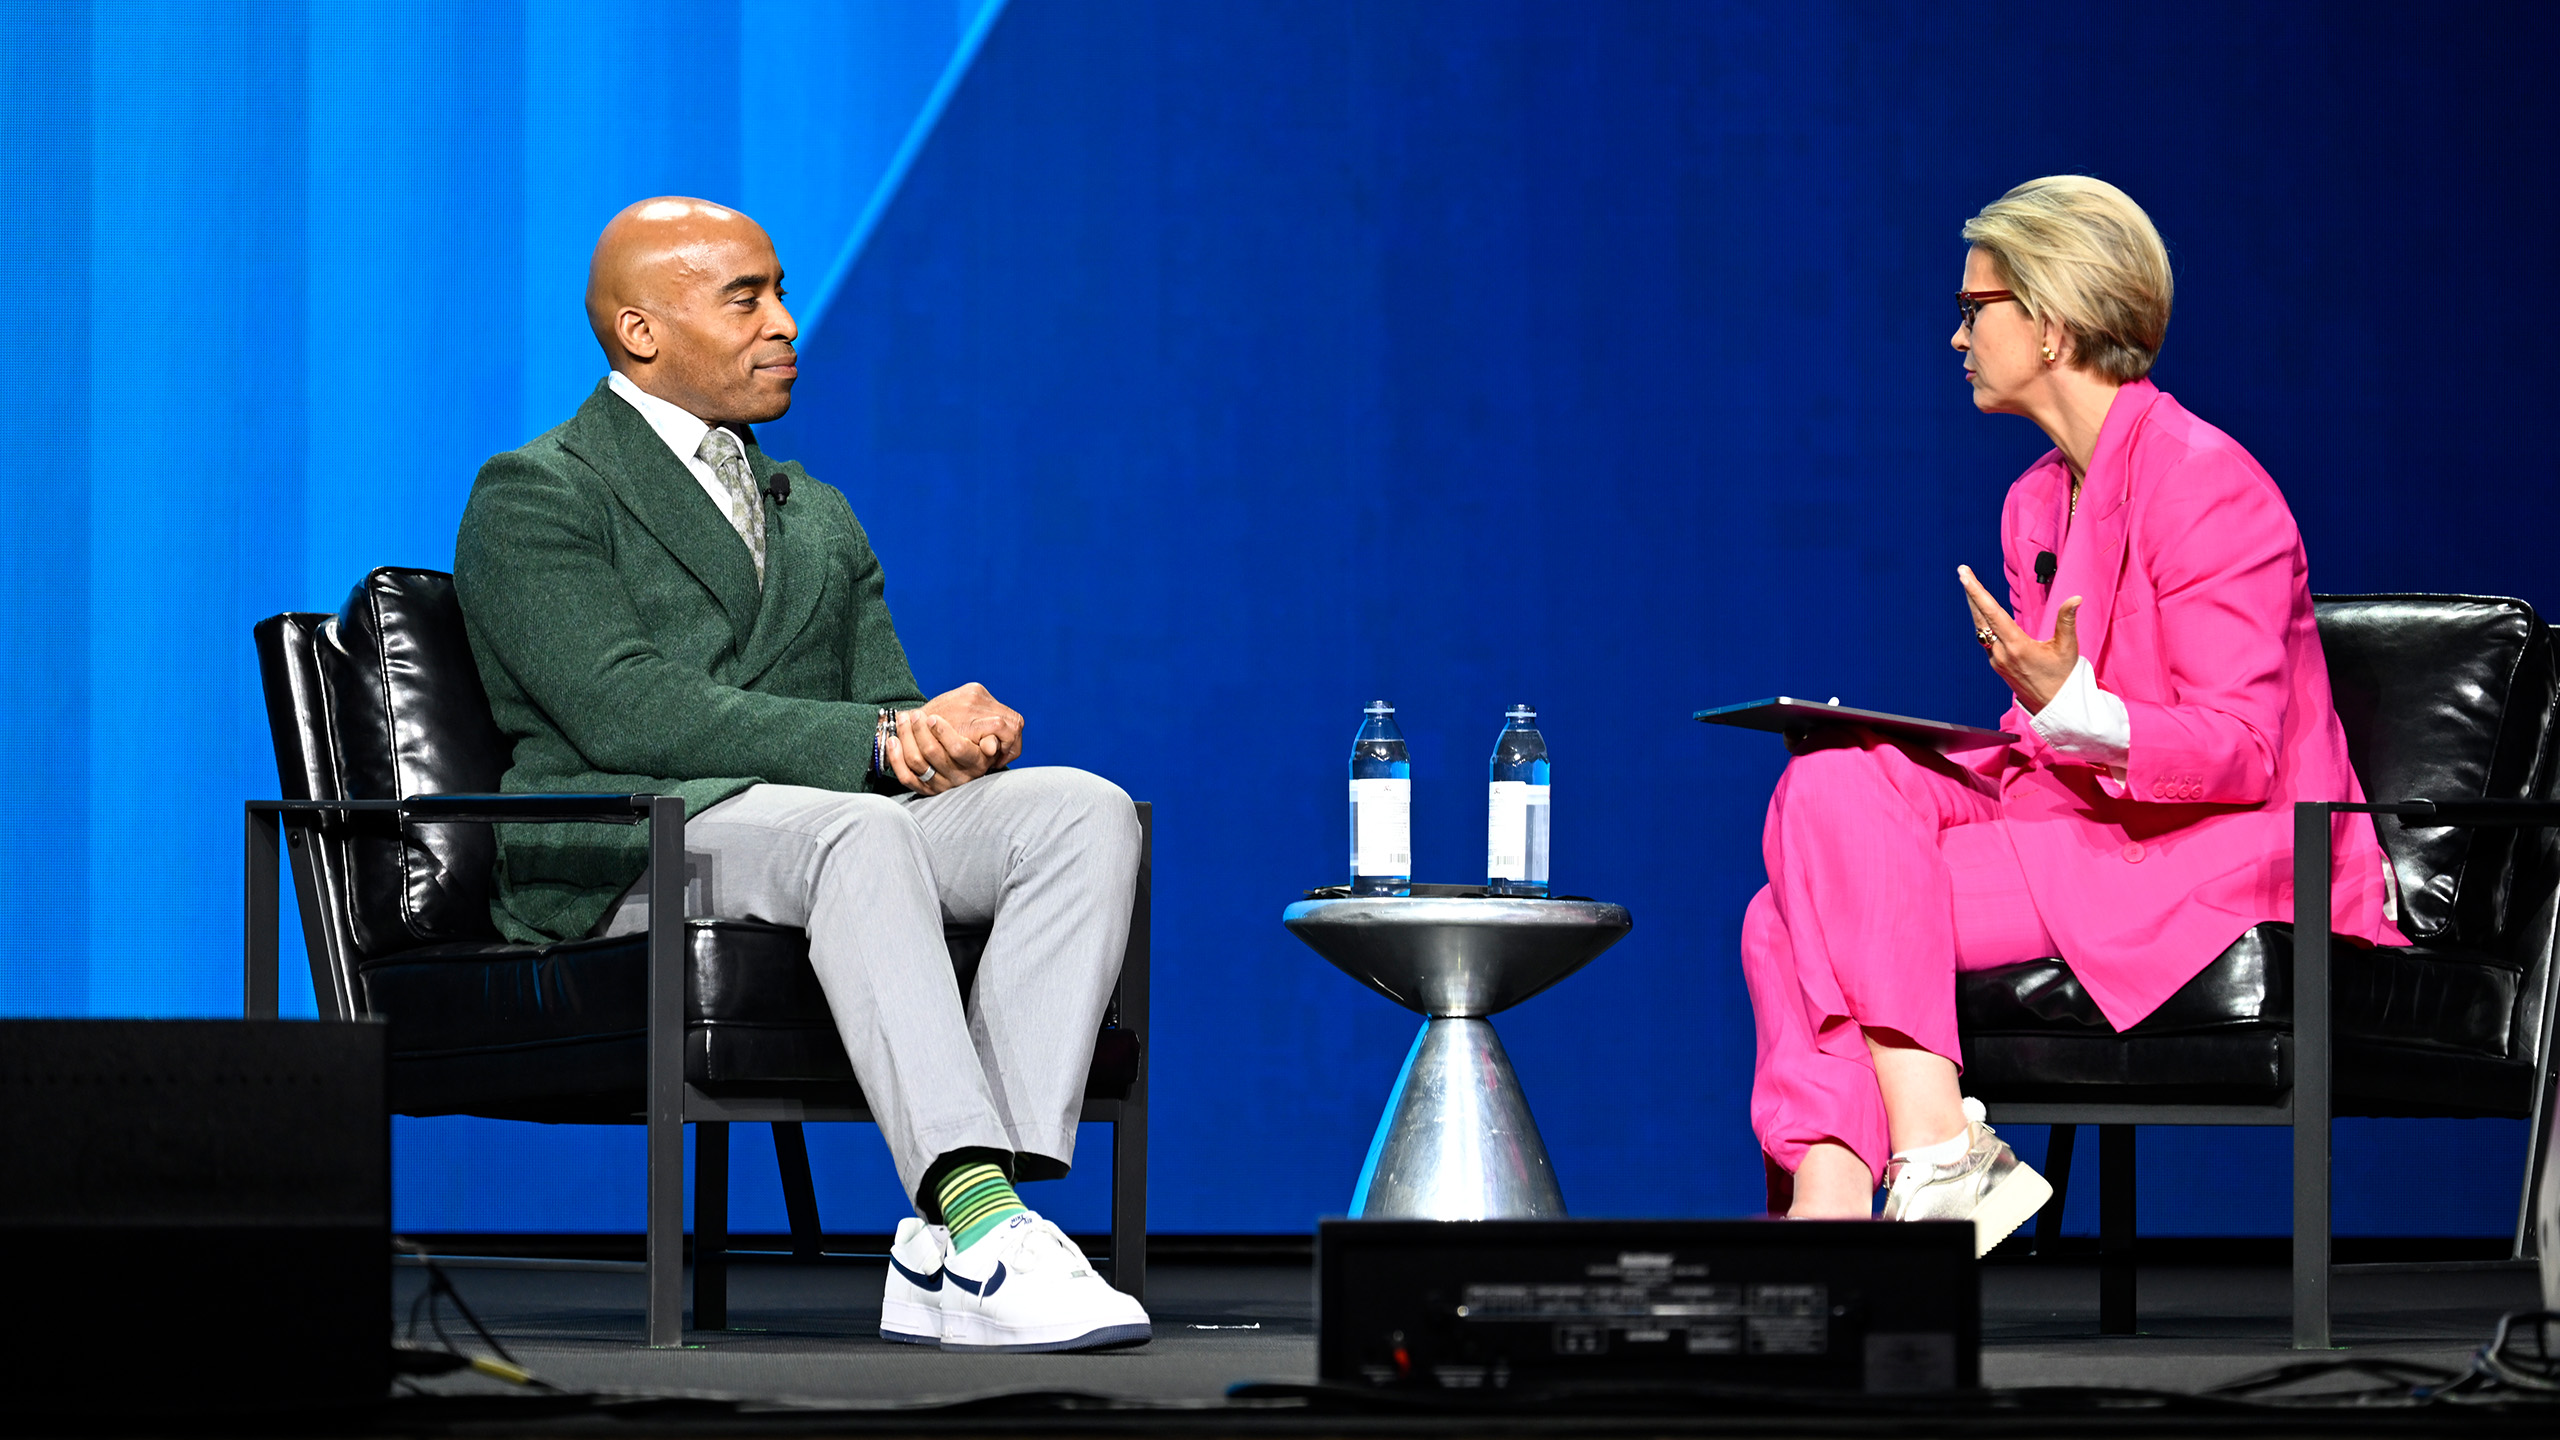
<box><xmin>394</xmin><ymin>1238</ymin><xmax>556</xmax><ymax>1392</ymax></box>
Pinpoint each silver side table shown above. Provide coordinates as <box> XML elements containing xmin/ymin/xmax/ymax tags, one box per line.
<box><xmin>1283</xmin><ymin>885</ymin><xmax>1632</xmax><ymax>1219</ymax></box>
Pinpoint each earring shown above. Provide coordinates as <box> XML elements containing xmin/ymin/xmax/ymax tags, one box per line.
<box><xmin>2040</xmin><ymin>344</ymin><xmax>2057</xmax><ymax>362</ymax></box>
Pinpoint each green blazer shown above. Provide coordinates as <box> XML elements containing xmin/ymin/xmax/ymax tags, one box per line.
<box><xmin>453</xmin><ymin>380</ymin><xmax>925</xmax><ymax>943</ymax></box>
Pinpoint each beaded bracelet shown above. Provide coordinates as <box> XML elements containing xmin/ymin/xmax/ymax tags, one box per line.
<box><xmin>871</xmin><ymin>706</ymin><xmax>896</xmax><ymax>776</ymax></box>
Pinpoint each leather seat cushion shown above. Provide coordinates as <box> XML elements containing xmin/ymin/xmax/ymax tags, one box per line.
<box><xmin>387</xmin><ymin>1030</ymin><xmax>1145</xmax><ymax>1122</ymax></box>
<box><xmin>1961</xmin><ymin>1034</ymin><xmax>2533</xmax><ymax>1116</ymax></box>
<box><xmin>1958</xmin><ymin>922</ymin><xmax>2535</xmax><ymax>1114</ymax></box>
<box><xmin>357</xmin><ymin>918</ymin><xmax>1139</xmax><ymax>1117</ymax></box>
<box><xmin>1961</xmin><ymin>1031</ymin><xmax>2294</xmax><ymax>1101</ymax></box>
<box><xmin>1962</xmin><ymin>925</ymin><xmax>2293</xmax><ymax>1038</ymax></box>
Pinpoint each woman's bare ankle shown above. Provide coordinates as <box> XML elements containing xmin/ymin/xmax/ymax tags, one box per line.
<box><xmin>1865</xmin><ymin>1029</ymin><xmax>1969</xmax><ymax>1153</ymax></box>
<box><xmin>1787</xmin><ymin>1142</ymin><xmax>1875</xmax><ymax>1218</ymax></box>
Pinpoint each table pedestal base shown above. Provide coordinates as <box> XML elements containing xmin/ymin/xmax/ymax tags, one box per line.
<box><xmin>1349</xmin><ymin>1016</ymin><xmax>1566</xmax><ymax>1219</ymax></box>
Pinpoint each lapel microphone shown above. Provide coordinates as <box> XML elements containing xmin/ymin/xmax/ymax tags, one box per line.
<box><xmin>762</xmin><ymin>471</ymin><xmax>791</xmax><ymax>507</ymax></box>
<box><xmin>2034</xmin><ymin>551</ymin><xmax>2057</xmax><ymax>586</ymax></box>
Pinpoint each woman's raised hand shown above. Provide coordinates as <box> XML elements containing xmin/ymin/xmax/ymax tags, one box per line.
<box><xmin>1958</xmin><ymin>564</ymin><xmax>2080</xmax><ymax>713</ymax></box>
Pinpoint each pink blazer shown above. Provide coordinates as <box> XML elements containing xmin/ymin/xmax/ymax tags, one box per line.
<box><xmin>1970</xmin><ymin>379</ymin><xmax>2403</xmax><ymax>1029</ymax></box>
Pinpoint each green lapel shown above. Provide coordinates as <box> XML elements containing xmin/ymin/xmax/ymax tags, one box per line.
<box><xmin>557</xmin><ymin>381</ymin><xmax>762</xmax><ymax>638</ymax></box>
<box><xmin>732</xmin><ymin>441</ymin><xmax>829</xmax><ymax>685</ymax></box>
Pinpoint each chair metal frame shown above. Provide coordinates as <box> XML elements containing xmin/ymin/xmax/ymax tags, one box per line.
<box><xmin>245</xmin><ymin>791</ymin><xmax>1151</xmax><ymax>1349</ymax></box>
<box><xmin>1984</xmin><ymin>797</ymin><xmax>2560</xmax><ymax>1350</ymax></box>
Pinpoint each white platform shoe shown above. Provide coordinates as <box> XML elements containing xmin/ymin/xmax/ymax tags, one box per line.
<box><xmin>1880</xmin><ymin>1097</ymin><xmax>2054</xmax><ymax>1257</ymax></box>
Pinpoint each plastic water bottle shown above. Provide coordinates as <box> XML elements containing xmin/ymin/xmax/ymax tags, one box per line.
<box><xmin>1349</xmin><ymin>701</ymin><xmax>1412</xmax><ymax>896</ymax></box>
<box><xmin>1487</xmin><ymin>704</ymin><xmax>1550</xmax><ymax>897</ymax></box>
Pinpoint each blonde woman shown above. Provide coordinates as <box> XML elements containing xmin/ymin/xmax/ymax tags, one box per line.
<box><xmin>1740</xmin><ymin>177</ymin><xmax>2401</xmax><ymax>1251</ymax></box>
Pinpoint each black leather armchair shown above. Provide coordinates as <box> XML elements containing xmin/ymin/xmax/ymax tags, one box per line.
<box><xmin>1961</xmin><ymin>595</ymin><xmax>2560</xmax><ymax>1347</ymax></box>
<box><xmin>244</xmin><ymin>568</ymin><xmax>1150</xmax><ymax>1346</ymax></box>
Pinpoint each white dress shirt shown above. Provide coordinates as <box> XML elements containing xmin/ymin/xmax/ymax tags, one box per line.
<box><xmin>607</xmin><ymin>369</ymin><xmax>754</xmax><ymax>520</ymax></box>
<box><xmin>2030</xmin><ymin>656</ymin><xmax>2132</xmax><ymax>787</ymax></box>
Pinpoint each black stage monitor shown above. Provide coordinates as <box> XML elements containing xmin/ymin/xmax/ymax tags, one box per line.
<box><xmin>0</xmin><ymin>1019</ymin><xmax>389</xmax><ymax>1416</ymax></box>
<box><xmin>1320</xmin><ymin>1218</ymin><xmax>1977</xmax><ymax>1396</ymax></box>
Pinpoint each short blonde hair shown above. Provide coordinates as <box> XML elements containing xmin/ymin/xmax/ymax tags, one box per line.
<box><xmin>1962</xmin><ymin>176</ymin><xmax>2172</xmax><ymax>382</ymax></box>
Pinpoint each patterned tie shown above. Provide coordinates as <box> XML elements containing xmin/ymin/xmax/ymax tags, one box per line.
<box><xmin>697</xmin><ymin>427</ymin><xmax>767</xmax><ymax>585</ymax></box>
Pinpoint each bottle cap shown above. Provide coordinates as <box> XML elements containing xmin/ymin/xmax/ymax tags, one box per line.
<box><xmin>1366</xmin><ymin>700</ymin><xmax>1395</xmax><ymax>716</ymax></box>
<box><xmin>1506</xmin><ymin>704</ymin><xmax>1537</xmax><ymax>722</ymax></box>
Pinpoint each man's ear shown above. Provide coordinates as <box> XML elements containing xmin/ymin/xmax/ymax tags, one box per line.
<box><xmin>615</xmin><ymin>307</ymin><xmax>659</xmax><ymax>363</ymax></box>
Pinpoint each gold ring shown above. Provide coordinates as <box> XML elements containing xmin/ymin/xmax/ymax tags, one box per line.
<box><xmin>1975</xmin><ymin>627</ymin><xmax>1996</xmax><ymax>645</ymax></box>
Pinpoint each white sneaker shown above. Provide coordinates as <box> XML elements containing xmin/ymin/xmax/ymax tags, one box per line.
<box><xmin>1880</xmin><ymin>1097</ymin><xmax>2053</xmax><ymax>1258</ymax></box>
<box><xmin>880</xmin><ymin>1217</ymin><xmax>950</xmax><ymax>1345</ymax></box>
<box><xmin>937</xmin><ymin>1211</ymin><xmax>1151</xmax><ymax>1352</ymax></box>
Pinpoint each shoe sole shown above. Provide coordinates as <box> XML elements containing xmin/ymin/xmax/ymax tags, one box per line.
<box><xmin>882</xmin><ymin>1293</ymin><xmax>941</xmax><ymax>1345</ymax></box>
<box><xmin>1969</xmin><ymin>1162</ymin><xmax>2054</xmax><ymax>1258</ymax></box>
<box><xmin>941</xmin><ymin>1322</ymin><xmax>1153</xmax><ymax>1354</ymax></box>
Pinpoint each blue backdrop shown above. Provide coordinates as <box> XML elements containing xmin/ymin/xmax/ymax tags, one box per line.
<box><xmin>2</xmin><ymin>0</ymin><xmax>2552</xmax><ymax>1239</ymax></box>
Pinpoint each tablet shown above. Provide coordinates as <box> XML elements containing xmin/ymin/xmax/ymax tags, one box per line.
<box><xmin>1694</xmin><ymin>697</ymin><xmax>2017</xmax><ymax>752</ymax></box>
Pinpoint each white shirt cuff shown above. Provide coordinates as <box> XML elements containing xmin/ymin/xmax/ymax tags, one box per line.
<box><xmin>2030</xmin><ymin>656</ymin><xmax>2131</xmax><ymax>780</ymax></box>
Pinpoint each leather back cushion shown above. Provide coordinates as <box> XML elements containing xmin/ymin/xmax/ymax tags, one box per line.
<box><xmin>319</xmin><ymin>568</ymin><xmax>510</xmax><ymax>954</ymax></box>
<box><xmin>2318</xmin><ymin>595</ymin><xmax>2555</xmax><ymax>945</ymax></box>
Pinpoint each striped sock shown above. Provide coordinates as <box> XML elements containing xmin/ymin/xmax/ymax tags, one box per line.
<box><xmin>936</xmin><ymin>1161</ymin><xmax>1028</xmax><ymax>1251</ymax></box>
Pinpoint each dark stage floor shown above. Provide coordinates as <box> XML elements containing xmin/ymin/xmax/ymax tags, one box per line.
<box><xmin>391</xmin><ymin>1242</ymin><xmax>2547</xmax><ymax>1409</ymax></box>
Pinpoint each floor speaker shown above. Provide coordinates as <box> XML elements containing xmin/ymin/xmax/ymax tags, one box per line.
<box><xmin>1320</xmin><ymin>1217</ymin><xmax>1978</xmax><ymax>1396</ymax></box>
<box><xmin>0</xmin><ymin>1019</ymin><xmax>388</xmax><ymax>1415</ymax></box>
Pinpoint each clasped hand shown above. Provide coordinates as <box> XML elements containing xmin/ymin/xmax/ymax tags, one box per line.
<box><xmin>1957</xmin><ymin>564</ymin><xmax>2079</xmax><ymax>714</ymax></box>
<box><xmin>884</xmin><ymin>682</ymin><xmax>1025</xmax><ymax>796</ymax></box>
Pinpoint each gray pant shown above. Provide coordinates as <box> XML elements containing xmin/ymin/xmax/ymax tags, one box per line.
<box><xmin>600</xmin><ymin>767</ymin><xmax>1141</xmax><ymax>1207</ymax></box>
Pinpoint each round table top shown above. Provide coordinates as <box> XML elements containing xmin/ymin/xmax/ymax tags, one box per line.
<box><xmin>1282</xmin><ymin>886</ymin><xmax>1633</xmax><ymax>1017</ymax></box>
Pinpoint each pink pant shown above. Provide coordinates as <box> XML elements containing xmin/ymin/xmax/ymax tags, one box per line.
<box><xmin>1742</xmin><ymin>741</ymin><xmax>2058</xmax><ymax>1194</ymax></box>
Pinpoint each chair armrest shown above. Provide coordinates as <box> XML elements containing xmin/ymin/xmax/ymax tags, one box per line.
<box><xmin>243</xmin><ymin>793</ymin><xmax>673</xmax><ymax>1021</ymax></box>
<box><xmin>248</xmin><ymin>792</ymin><xmax>657</xmax><ymax>826</ymax></box>
<box><xmin>2385</xmin><ymin>798</ymin><xmax>2560</xmax><ymax>828</ymax></box>
<box><xmin>2281</xmin><ymin>793</ymin><xmax>2560</xmax><ymax>1348</ymax></box>
<box><xmin>2309</xmin><ymin>797</ymin><xmax>2560</xmax><ymax>829</ymax></box>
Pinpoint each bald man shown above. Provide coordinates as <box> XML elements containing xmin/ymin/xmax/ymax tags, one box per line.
<box><xmin>454</xmin><ymin>198</ymin><xmax>1149</xmax><ymax>1352</ymax></box>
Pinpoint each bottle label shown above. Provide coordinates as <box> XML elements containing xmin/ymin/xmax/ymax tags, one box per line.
<box><xmin>1488</xmin><ymin>782</ymin><xmax>1550</xmax><ymax>881</ymax></box>
<box><xmin>1350</xmin><ymin>777</ymin><xmax>1411</xmax><ymax>876</ymax></box>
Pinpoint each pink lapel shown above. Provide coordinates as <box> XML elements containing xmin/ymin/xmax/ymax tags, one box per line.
<box><xmin>2057</xmin><ymin>380</ymin><xmax>2161</xmax><ymax>670</ymax></box>
<box><xmin>2012</xmin><ymin>456</ymin><xmax>2070</xmax><ymax>635</ymax></box>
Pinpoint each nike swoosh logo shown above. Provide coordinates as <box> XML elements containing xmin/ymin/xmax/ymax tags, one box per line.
<box><xmin>944</xmin><ymin>1261</ymin><xmax>1006</xmax><ymax>1297</ymax></box>
<box><xmin>888</xmin><ymin>1255</ymin><xmax>943</xmax><ymax>1291</ymax></box>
